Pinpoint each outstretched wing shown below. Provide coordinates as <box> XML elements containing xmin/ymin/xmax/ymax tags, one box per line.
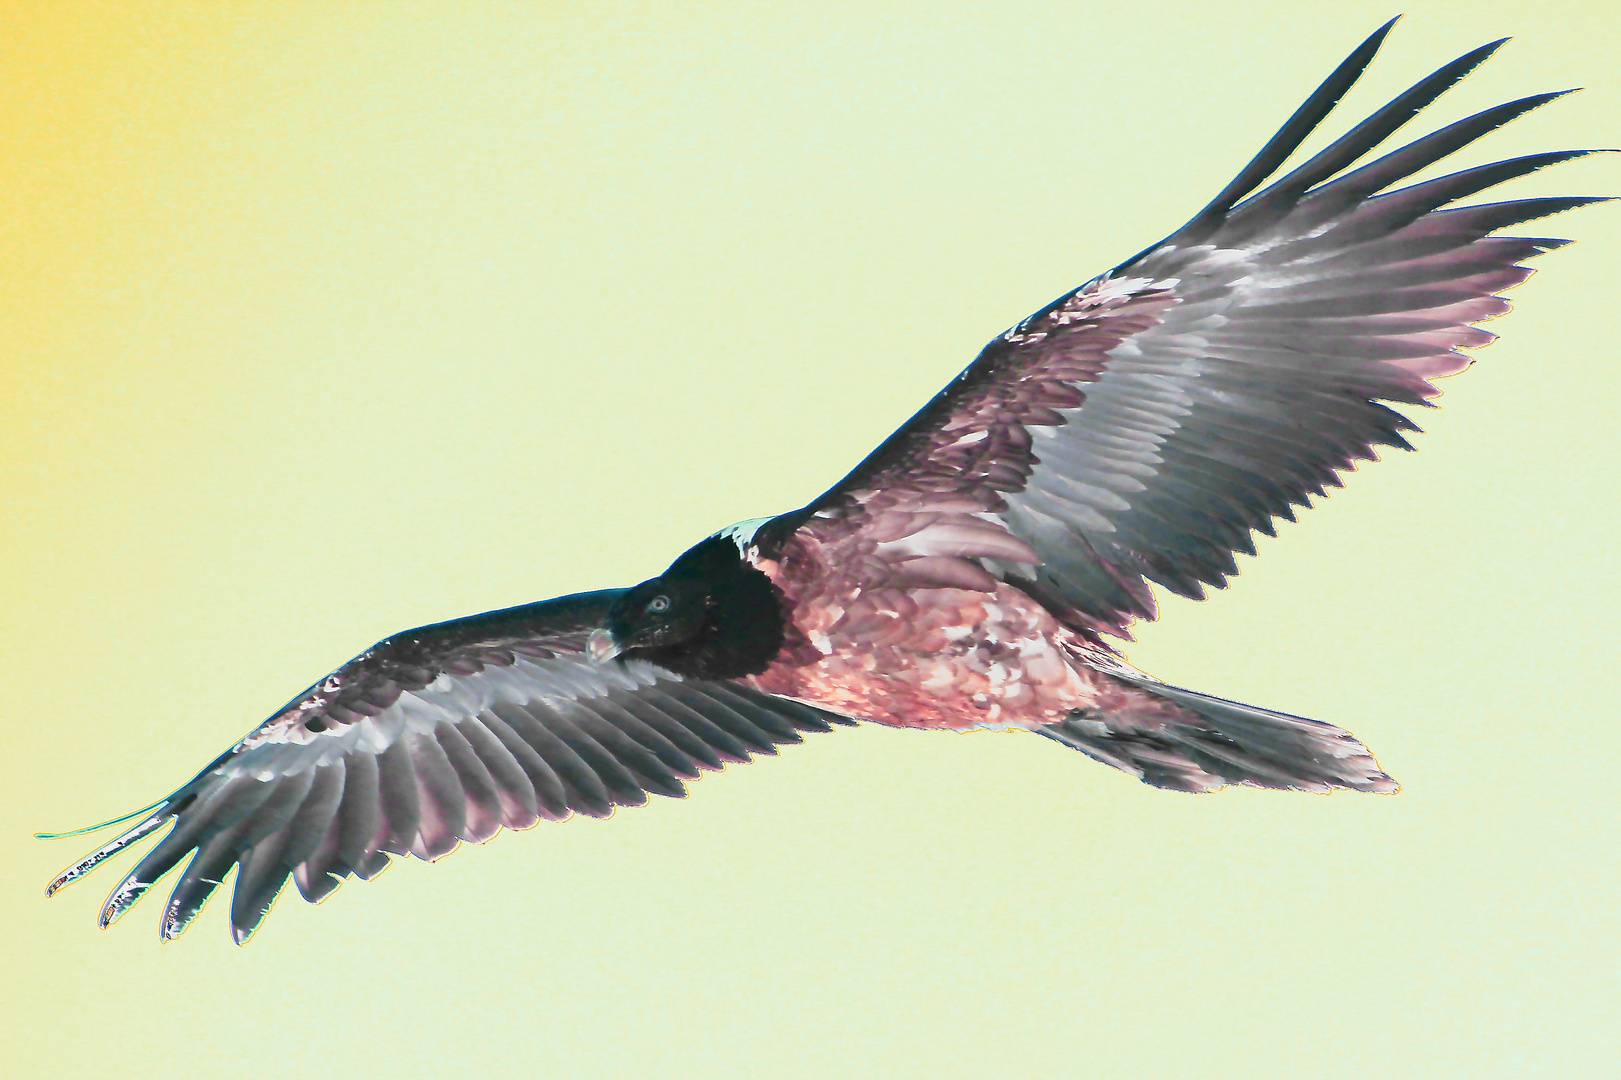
<box><xmin>46</xmin><ymin>590</ymin><xmax>852</xmax><ymax>943</ymax></box>
<box><xmin>791</xmin><ymin>21</ymin><xmax>1608</xmax><ymax>638</ymax></box>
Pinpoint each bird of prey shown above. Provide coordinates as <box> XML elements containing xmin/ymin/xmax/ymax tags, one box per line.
<box><xmin>44</xmin><ymin>20</ymin><xmax>1607</xmax><ymax>944</ymax></box>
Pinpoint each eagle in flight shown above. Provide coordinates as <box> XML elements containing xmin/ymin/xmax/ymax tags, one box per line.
<box><xmin>45</xmin><ymin>20</ymin><xmax>1608</xmax><ymax>943</ymax></box>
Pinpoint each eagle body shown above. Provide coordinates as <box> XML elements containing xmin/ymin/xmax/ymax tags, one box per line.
<box><xmin>44</xmin><ymin>21</ymin><xmax>1607</xmax><ymax>942</ymax></box>
<box><xmin>747</xmin><ymin>533</ymin><xmax>1114</xmax><ymax>731</ymax></box>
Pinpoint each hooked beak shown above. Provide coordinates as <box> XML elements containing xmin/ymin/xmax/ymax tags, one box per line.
<box><xmin>587</xmin><ymin>628</ymin><xmax>623</xmax><ymax>664</ymax></box>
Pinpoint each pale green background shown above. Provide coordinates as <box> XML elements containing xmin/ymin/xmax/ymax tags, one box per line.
<box><xmin>4</xmin><ymin>2</ymin><xmax>1617</xmax><ymax>1077</ymax></box>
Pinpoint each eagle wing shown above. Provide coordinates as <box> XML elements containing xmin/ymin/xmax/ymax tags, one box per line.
<box><xmin>793</xmin><ymin>21</ymin><xmax>1607</xmax><ymax>638</ymax></box>
<box><xmin>46</xmin><ymin>590</ymin><xmax>851</xmax><ymax>943</ymax></box>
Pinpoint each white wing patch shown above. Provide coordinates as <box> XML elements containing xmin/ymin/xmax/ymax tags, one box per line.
<box><xmin>716</xmin><ymin>516</ymin><xmax>772</xmax><ymax>557</ymax></box>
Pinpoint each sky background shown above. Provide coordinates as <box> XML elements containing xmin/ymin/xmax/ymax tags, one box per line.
<box><xmin>4</xmin><ymin>2</ymin><xmax>1618</xmax><ymax>1077</ymax></box>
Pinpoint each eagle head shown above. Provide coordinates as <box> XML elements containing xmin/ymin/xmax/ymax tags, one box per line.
<box><xmin>590</xmin><ymin>531</ymin><xmax>786</xmax><ymax>679</ymax></box>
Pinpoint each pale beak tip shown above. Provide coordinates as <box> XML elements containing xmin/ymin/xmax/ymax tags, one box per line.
<box><xmin>587</xmin><ymin>628</ymin><xmax>623</xmax><ymax>664</ymax></box>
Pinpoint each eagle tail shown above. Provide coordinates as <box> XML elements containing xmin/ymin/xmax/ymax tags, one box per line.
<box><xmin>1038</xmin><ymin>678</ymin><xmax>1398</xmax><ymax>794</ymax></box>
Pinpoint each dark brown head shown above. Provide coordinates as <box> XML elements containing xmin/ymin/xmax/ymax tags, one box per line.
<box><xmin>590</xmin><ymin>532</ymin><xmax>786</xmax><ymax>679</ymax></box>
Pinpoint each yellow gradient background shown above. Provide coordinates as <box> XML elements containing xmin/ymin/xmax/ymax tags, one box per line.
<box><xmin>5</xmin><ymin>3</ymin><xmax>1618</xmax><ymax>1076</ymax></box>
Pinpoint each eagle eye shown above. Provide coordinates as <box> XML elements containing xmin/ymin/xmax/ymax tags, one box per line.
<box><xmin>647</xmin><ymin>595</ymin><xmax>671</xmax><ymax>614</ymax></box>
